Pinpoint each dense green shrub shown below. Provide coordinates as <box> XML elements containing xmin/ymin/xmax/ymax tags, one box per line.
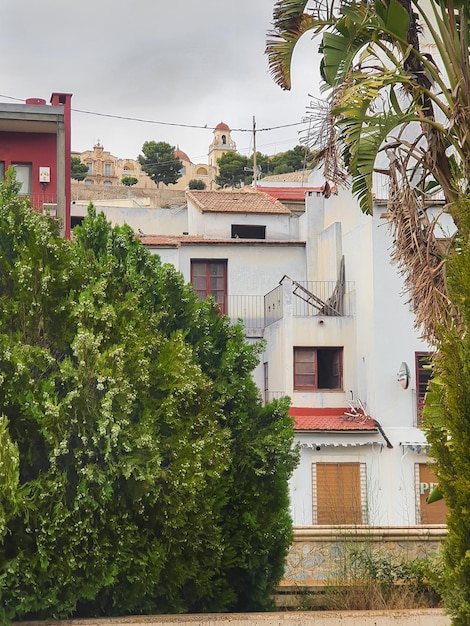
<box><xmin>0</xmin><ymin>175</ymin><xmax>298</xmax><ymax>621</ymax></box>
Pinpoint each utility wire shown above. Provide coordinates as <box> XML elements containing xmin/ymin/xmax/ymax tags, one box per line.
<box><xmin>72</xmin><ymin>108</ymin><xmax>307</xmax><ymax>133</ymax></box>
<box><xmin>0</xmin><ymin>94</ymin><xmax>308</xmax><ymax>134</ymax></box>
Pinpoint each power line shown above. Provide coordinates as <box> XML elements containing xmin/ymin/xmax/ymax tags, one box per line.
<box><xmin>71</xmin><ymin>107</ymin><xmax>307</xmax><ymax>133</ymax></box>
<box><xmin>0</xmin><ymin>94</ymin><xmax>308</xmax><ymax>134</ymax></box>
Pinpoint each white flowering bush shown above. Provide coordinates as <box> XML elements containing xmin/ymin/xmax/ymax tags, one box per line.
<box><xmin>0</xmin><ymin>175</ymin><xmax>298</xmax><ymax>622</ymax></box>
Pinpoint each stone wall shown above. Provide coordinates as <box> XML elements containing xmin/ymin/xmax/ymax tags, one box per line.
<box><xmin>71</xmin><ymin>183</ymin><xmax>186</xmax><ymax>208</ymax></box>
<box><xmin>282</xmin><ymin>526</ymin><xmax>446</xmax><ymax>587</ymax></box>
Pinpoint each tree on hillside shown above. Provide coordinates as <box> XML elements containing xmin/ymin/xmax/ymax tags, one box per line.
<box><xmin>267</xmin><ymin>1</ymin><xmax>470</xmax><ymax>623</ymax></box>
<box><xmin>138</xmin><ymin>141</ymin><xmax>183</xmax><ymax>187</ymax></box>
<box><xmin>268</xmin><ymin>145</ymin><xmax>316</xmax><ymax>175</ymax></box>
<box><xmin>71</xmin><ymin>156</ymin><xmax>88</xmax><ymax>181</ymax></box>
<box><xmin>0</xmin><ymin>172</ymin><xmax>298</xmax><ymax>622</ymax></box>
<box><xmin>121</xmin><ymin>176</ymin><xmax>138</xmax><ymax>187</ymax></box>
<box><xmin>188</xmin><ymin>178</ymin><xmax>206</xmax><ymax>190</ymax></box>
<box><xmin>215</xmin><ymin>151</ymin><xmax>249</xmax><ymax>188</ymax></box>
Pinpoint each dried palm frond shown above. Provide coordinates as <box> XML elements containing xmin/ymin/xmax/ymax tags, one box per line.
<box><xmin>384</xmin><ymin>159</ymin><xmax>456</xmax><ymax>342</ymax></box>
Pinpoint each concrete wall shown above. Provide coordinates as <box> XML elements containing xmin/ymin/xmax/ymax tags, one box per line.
<box><xmin>13</xmin><ymin>609</ymin><xmax>450</xmax><ymax>625</ymax></box>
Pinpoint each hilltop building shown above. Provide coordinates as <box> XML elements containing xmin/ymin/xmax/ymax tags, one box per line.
<box><xmin>74</xmin><ymin>121</ymin><xmax>237</xmax><ymax>193</ymax></box>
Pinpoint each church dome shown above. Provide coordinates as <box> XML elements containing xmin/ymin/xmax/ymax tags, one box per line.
<box><xmin>215</xmin><ymin>121</ymin><xmax>230</xmax><ymax>131</ymax></box>
<box><xmin>175</xmin><ymin>147</ymin><xmax>191</xmax><ymax>163</ymax></box>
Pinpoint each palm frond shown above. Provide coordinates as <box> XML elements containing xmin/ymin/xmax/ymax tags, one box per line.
<box><xmin>266</xmin><ymin>13</ymin><xmax>319</xmax><ymax>90</ymax></box>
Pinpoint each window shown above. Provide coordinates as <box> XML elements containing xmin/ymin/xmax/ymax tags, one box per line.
<box><xmin>263</xmin><ymin>362</ymin><xmax>269</xmax><ymax>405</ymax></box>
<box><xmin>85</xmin><ymin>179</ymin><xmax>94</xmax><ymax>185</ymax></box>
<box><xmin>11</xmin><ymin>163</ymin><xmax>32</xmax><ymax>195</ymax></box>
<box><xmin>416</xmin><ymin>352</ymin><xmax>432</xmax><ymax>426</ymax></box>
<box><xmin>0</xmin><ymin>161</ymin><xmax>4</xmax><ymax>180</ymax></box>
<box><xmin>415</xmin><ymin>464</ymin><xmax>447</xmax><ymax>524</ymax></box>
<box><xmin>103</xmin><ymin>180</ymin><xmax>112</xmax><ymax>186</ymax></box>
<box><xmin>294</xmin><ymin>347</ymin><xmax>342</xmax><ymax>390</ymax></box>
<box><xmin>191</xmin><ymin>260</ymin><xmax>227</xmax><ymax>313</ymax></box>
<box><xmin>313</xmin><ymin>462</ymin><xmax>367</xmax><ymax>524</ymax></box>
<box><xmin>86</xmin><ymin>162</ymin><xmax>92</xmax><ymax>174</ymax></box>
<box><xmin>104</xmin><ymin>163</ymin><xmax>111</xmax><ymax>176</ymax></box>
<box><xmin>71</xmin><ymin>216</ymin><xmax>84</xmax><ymax>229</ymax></box>
<box><xmin>231</xmin><ymin>224</ymin><xmax>266</xmax><ymax>239</ymax></box>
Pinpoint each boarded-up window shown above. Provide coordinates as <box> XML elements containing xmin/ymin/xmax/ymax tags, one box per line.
<box><xmin>313</xmin><ymin>462</ymin><xmax>367</xmax><ymax>525</ymax></box>
<box><xmin>416</xmin><ymin>464</ymin><xmax>447</xmax><ymax>524</ymax></box>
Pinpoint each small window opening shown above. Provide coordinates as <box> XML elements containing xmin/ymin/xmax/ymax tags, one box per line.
<box><xmin>231</xmin><ymin>224</ymin><xmax>266</xmax><ymax>239</ymax></box>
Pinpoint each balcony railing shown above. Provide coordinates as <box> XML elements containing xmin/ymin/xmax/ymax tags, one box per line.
<box><xmin>290</xmin><ymin>280</ymin><xmax>354</xmax><ymax>317</ymax></box>
<box><xmin>27</xmin><ymin>194</ymin><xmax>58</xmax><ymax>213</ymax></box>
<box><xmin>265</xmin><ymin>279</ymin><xmax>355</xmax><ymax>328</ymax></box>
<box><xmin>224</xmin><ymin>279</ymin><xmax>355</xmax><ymax>334</ymax></box>
<box><xmin>227</xmin><ymin>295</ymin><xmax>265</xmax><ymax>333</ymax></box>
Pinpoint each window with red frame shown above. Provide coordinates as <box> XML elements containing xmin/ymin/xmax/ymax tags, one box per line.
<box><xmin>294</xmin><ymin>347</ymin><xmax>343</xmax><ymax>390</ymax></box>
<box><xmin>191</xmin><ymin>260</ymin><xmax>227</xmax><ymax>314</ymax></box>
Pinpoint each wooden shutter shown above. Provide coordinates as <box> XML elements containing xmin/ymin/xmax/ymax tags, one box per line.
<box><xmin>315</xmin><ymin>463</ymin><xmax>364</xmax><ymax>525</ymax></box>
<box><xmin>294</xmin><ymin>347</ymin><xmax>316</xmax><ymax>388</ymax></box>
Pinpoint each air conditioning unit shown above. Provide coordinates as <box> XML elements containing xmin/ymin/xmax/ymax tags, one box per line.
<box><xmin>43</xmin><ymin>203</ymin><xmax>58</xmax><ymax>217</ymax></box>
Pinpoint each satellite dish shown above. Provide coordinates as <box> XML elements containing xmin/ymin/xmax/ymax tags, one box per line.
<box><xmin>397</xmin><ymin>362</ymin><xmax>410</xmax><ymax>389</ymax></box>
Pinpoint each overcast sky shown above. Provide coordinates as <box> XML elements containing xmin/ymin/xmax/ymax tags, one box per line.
<box><xmin>0</xmin><ymin>1</ymin><xmax>323</xmax><ymax>163</ymax></box>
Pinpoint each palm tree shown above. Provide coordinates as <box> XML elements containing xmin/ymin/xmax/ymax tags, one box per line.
<box><xmin>267</xmin><ymin>2</ymin><xmax>470</xmax><ymax>623</ymax></box>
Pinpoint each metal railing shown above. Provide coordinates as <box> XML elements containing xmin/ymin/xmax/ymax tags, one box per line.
<box><xmin>264</xmin><ymin>280</ymin><xmax>355</xmax><ymax>328</ymax></box>
<box><xmin>224</xmin><ymin>280</ymin><xmax>355</xmax><ymax>334</ymax></box>
<box><xmin>27</xmin><ymin>194</ymin><xmax>58</xmax><ymax>212</ymax></box>
<box><xmin>291</xmin><ymin>280</ymin><xmax>354</xmax><ymax>317</ymax></box>
<box><xmin>227</xmin><ymin>295</ymin><xmax>265</xmax><ymax>330</ymax></box>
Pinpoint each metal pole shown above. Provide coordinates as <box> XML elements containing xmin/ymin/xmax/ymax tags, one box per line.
<box><xmin>253</xmin><ymin>115</ymin><xmax>257</xmax><ymax>190</ymax></box>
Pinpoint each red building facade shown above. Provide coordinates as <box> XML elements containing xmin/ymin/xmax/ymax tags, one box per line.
<box><xmin>0</xmin><ymin>93</ymin><xmax>72</xmax><ymax>238</ymax></box>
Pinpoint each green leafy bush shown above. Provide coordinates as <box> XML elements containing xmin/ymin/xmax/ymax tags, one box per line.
<box><xmin>0</xmin><ymin>175</ymin><xmax>298</xmax><ymax>622</ymax></box>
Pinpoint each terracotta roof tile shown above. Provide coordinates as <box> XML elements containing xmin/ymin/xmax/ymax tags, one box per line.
<box><xmin>140</xmin><ymin>235</ymin><xmax>305</xmax><ymax>246</ymax></box>
<box><xmin>186</xmin><ymin>190</ymin><xmax>291</xmax><ymax>215</ymax></box>
<box><xmin>256</xmin><ymin>186</ymin><xmax>321</xmax><ymax>202</ymax></box>
<box><xmin>289</xmin><ymin>407</ymin><xmax>378</xmax><ymax>432</ymax></box>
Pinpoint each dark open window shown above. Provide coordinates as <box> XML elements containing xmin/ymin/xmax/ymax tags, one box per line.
<box><xmin>231</xmin><ymin>224</ymin><xmax>266</xmax><ymax>239</ymax></box>
<box><xmin>416</xmin><ymin>352</ymin><xmax>432</xmax><ymax>426</ymax></box>
<box><xmin>191</xmin><ymin>260</ymin><xmax>227</xmax><ymax>314</ymax></box>
<box><xmin>294</xmin><ymin>347</ymin><xmax>342</xmax><ymax>390</ymax></box>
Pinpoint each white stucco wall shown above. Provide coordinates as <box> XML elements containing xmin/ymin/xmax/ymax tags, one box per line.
<box><xmin>283</xmin><ymin>186</ymin><xmax>437</xmax><ymax>526</ymax></box>
<box><xmin>187</xmin><ymin>200</ymin><xmax>295</xmax><ymax>241</ymax></box>
<box><xmin>154</xmin><ymin>243</ymin><xmax>306</xmax><ymax>297</ymax></box>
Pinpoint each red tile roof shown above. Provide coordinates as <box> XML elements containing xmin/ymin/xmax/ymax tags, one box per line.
<box><xmin>256</xmin><ymin>186</ymin><xmax>322</xmax><ymax>202</ymax></box>
<box><xmin>289</xmin><ymin>407</ymin><xmax>378</xmax><ymax>432</ymax></box>
<box><xmin>140</xmin><ymin>235</ymin><xmax>305</xmax><ymax>247</ymax></box>
<box><xmin>186</xmin><ymin>190</ymin><xmax>291</xmax><ymax>215</ymax></box>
